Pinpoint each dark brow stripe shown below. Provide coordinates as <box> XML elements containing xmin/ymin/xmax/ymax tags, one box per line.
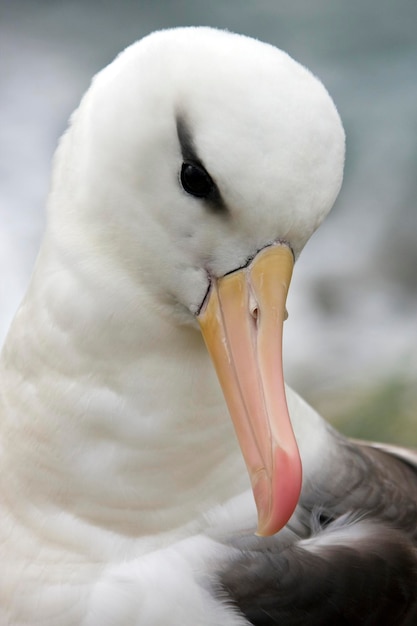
<box><xmin>176</xmin><ymin>114</ymin><xmax>200</xmax><ymax>164</ymax></box>
<box><xmin>175</xmin><ymin>113</ymin><xmax>228</xmax><ymax>214</ymax></box>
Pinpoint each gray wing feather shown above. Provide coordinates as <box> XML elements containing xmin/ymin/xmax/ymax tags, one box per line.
<box><xmin>214</xmin><ymin>437</ymin><xmax>417</xmax><ymax>625</ymax></box>
<box><xmin>219</xmin><ymin>522</ymin><xmax>417</xmax><ymax>626</ymax></box>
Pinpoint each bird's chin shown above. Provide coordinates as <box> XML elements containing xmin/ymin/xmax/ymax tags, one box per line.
<box><xmin>166</xmin><ymin>302</ymin><xmax>201</xmax><ymax>328</ymax></box>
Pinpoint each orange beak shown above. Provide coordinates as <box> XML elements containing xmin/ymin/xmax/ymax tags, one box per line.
<box><xmin>197</xmin><ymin>244</ymin><xmax>301</xmax><ymax>536</ymax></box>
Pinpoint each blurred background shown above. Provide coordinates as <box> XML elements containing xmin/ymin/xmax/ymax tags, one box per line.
<box><xmin>1</xmin><ymin>0</ymin><xmax>416</xmax><ymax>443</ymax></box>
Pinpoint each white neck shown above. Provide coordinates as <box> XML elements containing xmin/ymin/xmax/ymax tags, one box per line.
<box><xmin>0</xmin><ymin>240</ymin><xmax>248</xmax><ymax>537</ymax></box>
<box><xmin>0</xmin><ymin>227</ymin><xmax>335</xmax><ymax>543</ymax></box>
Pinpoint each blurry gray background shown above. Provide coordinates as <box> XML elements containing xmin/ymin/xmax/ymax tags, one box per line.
<box><xmin>1</xmin><ymin>0</ymin><xmax>416</xmax><ymax>442</ymax></box>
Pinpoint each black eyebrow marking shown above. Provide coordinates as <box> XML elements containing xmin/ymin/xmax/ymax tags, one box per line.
<box><xmin>176</xmin><ymin>114</ymin><xmax>199</xmax><ymax>164</ymax></box>
<box><xmin>175</xmin><ymin>113</ymin><xmax>228</xmax><ymax>214</ymax></box>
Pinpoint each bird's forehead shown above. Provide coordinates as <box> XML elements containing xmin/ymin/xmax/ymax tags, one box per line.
<box><xmin>119</xmin><ymin>28</ymin><xmax>320</xmax><ymax>122</ymax></box>
<box><xmin>97</xmin><ymin>28</ymin><xmax>343</xmax><ymax>167</ymax></box>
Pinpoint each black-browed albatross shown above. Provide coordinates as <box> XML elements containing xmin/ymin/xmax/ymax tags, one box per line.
<box><xmin>1</xmin><ymin>27</ymin><xmax>416</xmax><ymax>625</ymax></box>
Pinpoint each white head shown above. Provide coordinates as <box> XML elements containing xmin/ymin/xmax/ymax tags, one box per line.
<box><xmin>48</xmin><ymin>26</ymin><xmax>345</xmax><ymax>325</ymax></box>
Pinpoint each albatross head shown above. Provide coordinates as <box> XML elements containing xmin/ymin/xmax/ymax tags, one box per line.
<box><xmin>46</xmin><ymin>27</ymin><xmax>345</xmax><ymax>535</ymax></box>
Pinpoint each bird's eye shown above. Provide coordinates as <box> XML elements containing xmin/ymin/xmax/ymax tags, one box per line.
<box><xmin>180</xmin><ymin>162</ymin><xmax>214</xmax><ymax>198</ymax></box>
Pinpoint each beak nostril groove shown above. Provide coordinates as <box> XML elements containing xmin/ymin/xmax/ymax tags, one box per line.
<box><xmin>249</xmin><ymin>292</ymin><xmax>259</xmax><ymax>324</ymax></box>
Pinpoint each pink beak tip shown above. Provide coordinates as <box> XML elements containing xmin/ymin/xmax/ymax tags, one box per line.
<box><xmin>254</xmin><ymin>447</ymin><xmax>303</xmax><ymax>537</ymax></box>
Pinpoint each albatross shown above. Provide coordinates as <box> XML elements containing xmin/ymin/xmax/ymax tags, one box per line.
<box><xmin>1</xmin><ymin>27</ymin><xmax>416</xmax><ymax>625</ymax></box>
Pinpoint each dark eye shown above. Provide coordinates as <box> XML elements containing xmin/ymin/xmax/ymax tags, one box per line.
<box><xmin>180</xmin><ymin>162</ymin><xmax>214</xmax><ymax>198</ymax></box>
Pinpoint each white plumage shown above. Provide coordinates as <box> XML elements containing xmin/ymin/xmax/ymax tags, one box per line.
<box><xmin>1</xmin><ymin>27</ymin><xmax>416</xmax><ymax>625</ymax></box>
